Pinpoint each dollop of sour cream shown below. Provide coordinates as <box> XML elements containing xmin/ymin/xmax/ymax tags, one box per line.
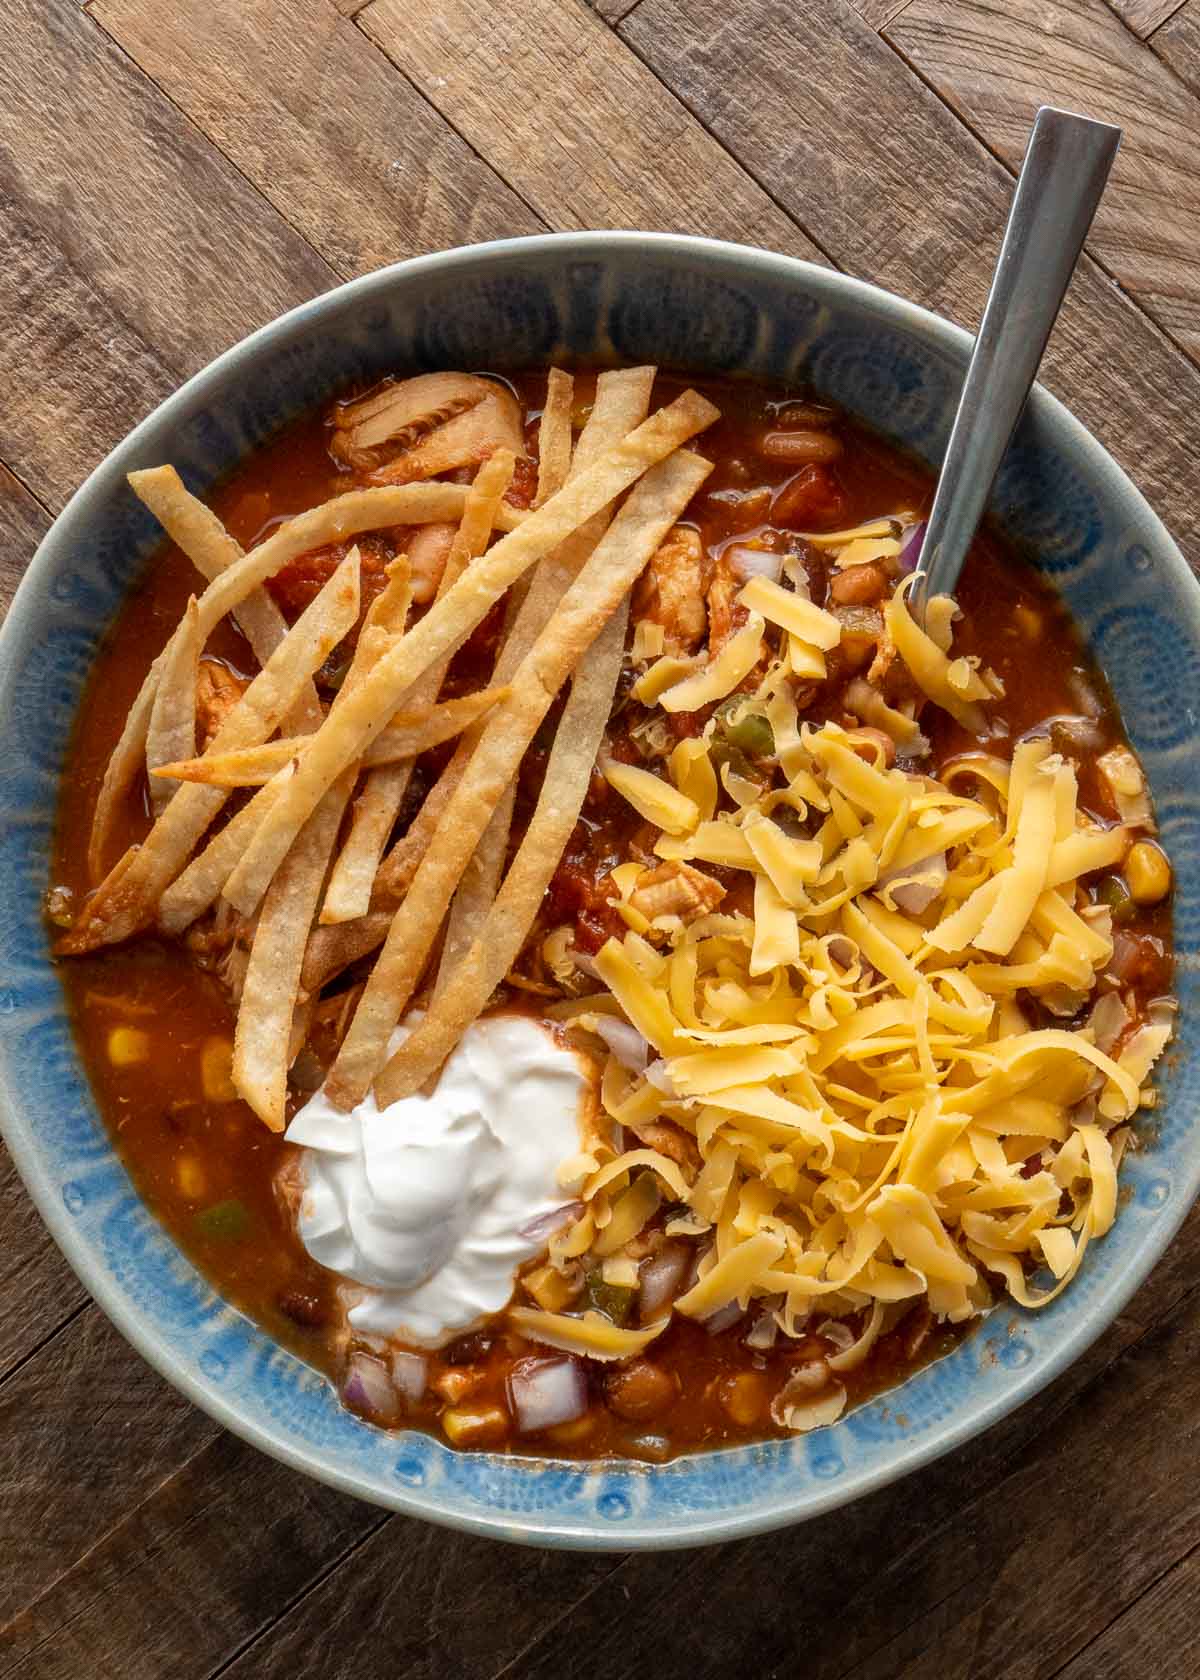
<box><xmin>285</xmin><ymin>1015</ymin><xmax>590</xmax><ymax>1346</ymax></box>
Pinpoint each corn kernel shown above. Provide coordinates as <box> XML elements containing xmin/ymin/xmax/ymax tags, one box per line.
<box><xmin>201</xmin><ymin>1037</ymin><xmax>238</xmax><ymax>1103</ymax></box>
<box><xmin>108</xmin><ymin>1026</ymin><xmax>150</xmax><ymax>1067</ymax></box>
<box><xmin>440</xmin><ymin>1403</ymin><xmax>509</xmax><ymax>1448</ymax></box>
<box><xmin>720</xmin><ymin>1371</ymin><xmax>768</xmax><ymax>1428</ymax></box>
<box><xmin>176</xmin><ymin>1156</ymin><xmax>205</xmax><ymax>1200</ymax></box>
<box><xmin>432</xmin><ymin>1368</ymin><xmax>485</xmax><ymax>1404</ymax></box>
<box><xmin>1125</xmin><ymin>841</ymin><xmax>1171</xmax><ymax>906</ymax></box>
<box><xmin>546</xmin><ymin>1412</ymin><xmax>596</xmax><ymax>1446</ymax></box>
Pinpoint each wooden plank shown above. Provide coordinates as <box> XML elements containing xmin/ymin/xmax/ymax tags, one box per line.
<box><xmin>886</xmin><ymin>0</ymin><xmax>1200</xmax><ymax>363</ymax></box>
<box><xmin>212</xmin><ymin>1510</ymin><xmax>624</xmax><ymax>1680</ymax></box>
<box><xmin>619</xmin><ymin>0</ymin><xmax>1200</xmax><ymax>571</ymax></box>
<box><xmin>1053</xmin><ymin>1542</ymin><xmax>1200</xmax><ymax>1680</ymax></box>
<box><xmin>0</xmin><ymin>467</ymin><xmax>50</xmax><ymax>616</ymax></box>
<box><xmin>89</xmin><ymin>0</ymin><xmax>543</xmax><ymax>277</ymax></box>
<box><xmin>356</xmin><ymin>0</ymin><xmax>827</xmax><ymax>262</ymax></box>
<box><xmin>592</xmin><ymin>0</ymin><xmax>644</xmax><ymax>21</ymax></box>
<box><xmin>1153</xmin><ymin>1</ymin><xmax>1200</xmax><ymax>96</ymax></box>
<box><xmin>500</xmin><ymin>1278</ymin><xmax>1200</xmax><ymax>1680</ymax></box>
<box><xmin>0</xmin><ymin>1144</ymin><xmax>88</xmax><ymax>1385</ymax></box>
<box><xmin>1105</xmin><ymin>0</ymin><xmax>1185</xmax><ymax>34</ymax></box>
<box><xmin>1</xmin><ymin>1431</ymin><xmax>382</xmax><ymax>1678</ymax></box>
<box><xmin>0</xmin><ymin>1309</ymin><xmax>215</xmax><ymax>1625</ymax></box>
<box><xmin>0</xmin><ymin>0</ymin><xmax>333</xmax><ymax>511</ymax></box>
<box><xmin>851</xmin><ymin>0</ymin><xmax>916</xmax><ymax>25</ymax></box>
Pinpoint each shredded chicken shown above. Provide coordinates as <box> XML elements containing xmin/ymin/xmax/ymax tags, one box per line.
<box><xmin>629</xmin><ymin>860</ymin><xmax>725</xmax><ymax>923</ymax></box>
<box><xmin>632</xmin><ymin>525</ymin><xmax>709</xmax><ymax>654</ymax></box>
<box><xmin>330</xmin><ymin>371</ymin><xmax>526</xmax><ymax>483</ymax></box>
<box><xmin>183</xmin><ymin>900</ymin><xmax>254</xmax><ymax>1003</ymax></box>
<box><xmin>629</xmin><ymin>1119</ymin><xmax>701</xmax><ymax>1181</ymax></box>
<box><xmin>195</xmin><ymin>659</ymin><xmax>249</xmax><ymax>750</ymax></box>
<box><xmin>705</xmin><ymin>551</ymin><xmax>754</xmax><ymax>653</ymax></box>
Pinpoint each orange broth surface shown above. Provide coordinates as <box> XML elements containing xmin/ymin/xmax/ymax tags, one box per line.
<box><xmin>51</xmin><ymin>371</ymin><xmax>1173</xmax><ymax>1460</ymax></box>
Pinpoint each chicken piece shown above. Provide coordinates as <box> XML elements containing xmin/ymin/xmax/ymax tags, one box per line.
<box><xmin>195</xmin><ymin>658</ymin><xmax>249</xmax><ymax>749</ymax></box>
<box><xmin>330</xmin><ymin>371</ymin><xmax>527</xmax><ymax>484</ymax></box>
<box><xmin>632</xmin><ymin>525</ymin><xmax>709</xmax><ymax>654</ymax></box>
<box><xmin>629</xmin><ymin>860</ymin><xmax>725</xmax><ymax>924</ymax></box>
<box><xmin>183</xmin><ymin>899</ymin><xmax>254</xmax><ymax>1003</ymax></box>
<box><xmin>405</xmin><ymin>521</ymin><xmax>456</xmax><ymax>605</ymax></box>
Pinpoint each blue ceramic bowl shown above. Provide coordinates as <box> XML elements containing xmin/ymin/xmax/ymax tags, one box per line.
<box><xmin>2</xmin><ymin>233</ymin><xmax>1197</xmax><ymax>1550</ymax></box>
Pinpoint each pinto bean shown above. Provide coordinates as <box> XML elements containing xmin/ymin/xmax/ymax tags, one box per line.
<box><xmin>605</xmin><ymin>1359</ymin><xmax>680</xmax><ymax>1422</ymax></box>
<box><xmin>758</xmin><ymin>429</ymin><xmax>844</xmax><ymax>465</ymax></box>
<box><xmin>830</xmin><ymin>561</ymin><xmax>888</xmax><ymax>606</ymax></box>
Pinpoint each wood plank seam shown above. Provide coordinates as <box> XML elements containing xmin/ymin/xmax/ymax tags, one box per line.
<box><xmin>610</xmin><ymin>16</ymin><xmax>843</xmax><ymax>267</ymax></box>
<box><xmin>0</xmin><ymin>1435</ymin><xmax>223</xmax><ymax>1657</ymax></box>
<box><xmin>199</xmin><ymin>1513</ymin><xmax>394</xmax><ymax>1680</ymax></box>
<box><xmin>0</xmin><ymin>460</ymin><xmax>54</xmax><ymax>527</ymax></box>
<box><xmin>877</xmin><ymin>17</ymin><xmax>1200</xmax><ymax>372</ymax></box>
<box><xmin>1042</xmin><ymin>1530</ymin><xmax>1200</xmax><ymax>1680</ymax></box>
<box><xmin>80</xmin><ymin>4</ymin><xmax>340</xmax><ymax>289</ymax></box>
<box><xmin>0</xmin><ymin>1298</ymin><xmax>90</xmax><ymax>1394</ymax></box>
<box><xmin>345</xmin><ymin>5</ymin><xmax>555</xmax><ymax>239</ymax></box>
<box><xmin>486</xmin><ymin>1556</ymin><xmax>636</xmax><ymax>1680</ymax></box>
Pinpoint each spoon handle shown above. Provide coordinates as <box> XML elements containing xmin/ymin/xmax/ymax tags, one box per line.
<box><xmin>911</xmin><ymin>106</ymin><xmax>1121</xmax><ymax>620</ymax></box>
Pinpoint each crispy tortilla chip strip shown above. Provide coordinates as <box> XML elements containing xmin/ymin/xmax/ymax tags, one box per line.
<box><xmin>223</xmin><ymin>390</ymin><xmax>717</xmax><ymax>920</ymax></box>
<box><xmin>301</xmin><ymin>909</ymin><xmax>393</xmax><ymax>994</ymax></box>
<box><xmin>379</xmin><ymin>365</ymin><xmax>655</xmax><ymax>919</ymax></box>
<box><xmin>158</xmin><ymin>772</ymin><xmax>290</xmax><ymax>935</ymax></box>
<box><xmin>382</xmin><ymin>600</ymin><xmax>629</xmax><ymax>1103</ymax></box>
<box><xmin>232</xmin><ymin>559</ymin><xmax>415</xmax><ymax>1128</ymax></box>
<box><xmin>536</xmin><ymin>367</ymin><xmax>574</xmax><ymax>507</ymax></box>
<box><xmin>233</xmin><ymin>780</ymin><xmax>349</xmax><ymax>1131</ymax></box>
<box><xmin>319</xmin><ymin>450</ymin><xmax>516</xmax><ymax>925</ymax></box>
<box><xmin>144</xmin><ymin>597</ymin><xmax>200</xmax><ymax>817</ymax></box>
<box><xmin>61</xmin><ymin>550</ymin><xmax>362</xmax><ymax>954</ymax></box>
<box><xmin>153</xmin><ymin>686</ymin><xmax>511</xmax><ymax>788</ymax></box>
<box><xmin>326</xmin><ymin>447</ymin><xmax>712</xmax><ymax>1109</ymax></box>
<box><xmin>129</xmin><ymin>466</ymin><xmax>324</xmax><ymax>734</ymax></box>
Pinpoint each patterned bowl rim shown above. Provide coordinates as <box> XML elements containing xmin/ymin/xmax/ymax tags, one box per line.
<box><xmin>2</xmin><ymin>231</ymin><xmax>1198</xmax><ymax>1550</ymax></box>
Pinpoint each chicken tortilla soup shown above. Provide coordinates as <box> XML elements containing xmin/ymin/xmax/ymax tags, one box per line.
<box><xmin>49</xmin><ymin>367</ymin><xmax>1175</xmax><ymax>1460</ymax></box>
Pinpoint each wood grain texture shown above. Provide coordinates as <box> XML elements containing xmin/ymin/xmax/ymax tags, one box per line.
<box><xmin>592</xmin><ymin>0</ymin><xmax>644</xmax><ymax>21</ymax></box>
<box><xmin>887</xmin><ymin>0</ymin><xmax>1200</xmax><ymax>362</ymax></box>
<box><xmin>0</xmin><ymin>1310</ymin><xmax>215</xmax><ymax>1626</ymax></box>
<box><xmin>0</xmin><ymin>0</ymin><xmax>332</xmax><ymax>510</ymax></box>
<box><xmin>1</xmin><ymin>1432</ymin><xmax>382</xmax><ymax>1679</ymax></box>
<box><xmin>1153</xmin><ymin>2</ymin><xmax>1200</xmax><ymax>95</ymax></box>
<box><xmin>1105</xmin><ymin>0</ymin><xmax>1184</xmax><ymax>34</ymax></box>
<box><xmin>1053</xmin><ymin>1542</ymin><xmax>1200</xmax><ymax>1680</ymax></box>
<box><xmin>620</xmin><ymin>0</ymin><xmax>1200</xmax><ymax>573</ymax></box>
<box><xmin>89</xmin><ymin>0</ymin><xmax>543</xmax><ymax>277</ymax></box>
<box><xmin>851</xmin><ymin>0</ymin><xmax>917</xmax><ymax>25</ymax></box>
<box><xmin>0</xmin><ymin>1143</ymin><xmax>87</xmax><ymax>1385</ymax></box>
<box><xmin>357</xmin><ymin>0</ymin><xmax>827</xmax><ymax>261</ymax></box>
<box><xmin>0</xmin><ymin>468</ymin><xmax>49</xmax><ymax>614</ymax></box>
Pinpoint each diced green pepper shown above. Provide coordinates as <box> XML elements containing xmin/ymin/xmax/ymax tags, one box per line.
<box><xmin>585</xmin><ymin>1273</ymin><xmax>634</xmax><ymax>1326</ymax></box>
<box><xmin>1096</xmin><ymin>875</ymin><xmax>1136</xmax><ymax>926</ymax></box>
<box><xmin>196</xmin><ymin>1198</ymin><xmax>250</xmax><ymax>1241</ymax></box>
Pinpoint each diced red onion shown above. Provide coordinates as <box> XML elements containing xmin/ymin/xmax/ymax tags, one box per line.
<box><xmin>508</xmin><ymin>1355</ymin><xmax>588</xmax><ymax>1434</ymax></box>
<box><xmin>724</xmin><ymin>543</ymin><xmax>784</xmax><ymax>584</ymax></box>
<box><xmin>704</xmin><ymin>1300</ymin><xmax>745</xmax><ymax>1335</ymax></box>
<box><xmin>570</xmin><ymin>947</ymin><xmax>602</xmax><ymax>981</ymax></box>
<box><xmin>876</xmin><ymin>851</ymin><xmax>947</xmax><ymax>915</ymax></box>
<box><xmin>390</xmin><ymin>1349</ymin><xmax>428</xmax><ymax>1404</ymax></box>
<box><xmin>1088</xmin><ymin>990</ymin><xmax>1130</xmax><ymax>1055</ymax></box>
<box><xmin>745</xmin><ymin>1309</ymin><xmax>779</xmax><ymax>1350</ymax></box>
<box><xmin>518</xmin><ymin>1201</ymin><xmax>583</xmax><ymax>1244</ymax></box>
<box><xmin>639</xmin><ymin>1243</ymin><xmax>690</xmax><ymax>1320</ymax></box>
<box><xmin>592</xmin><ymin>1016</ymin><xmax>651</xmax><ymax>1073</ymax></box>
<box><xmin>343</xmin><ymin>1352</ymin><xmax>398</xmax><ymax>1420</ymax></box>
<box><xmin>897</xmin><ymin>520</ymin><xmax>926</xmax><ymax>575</ymax></box>
<box><xmin>644</xmin><ymin>1059</ymin><xmax>678</xmax><ymax>1096</ymax></box>
<box><xmin>819</xmin><ymin>1319</ymin><xmax>856</xmax><ymax>1353</ymax></box>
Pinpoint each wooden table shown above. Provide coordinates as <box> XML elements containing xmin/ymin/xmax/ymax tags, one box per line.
<box><xmin>3</xmin><ymin>1</ymin><xmax>1200</xmax><ymax>1673</ymax></box>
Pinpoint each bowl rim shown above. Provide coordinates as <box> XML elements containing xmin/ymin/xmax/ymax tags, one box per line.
<box><xmin>3</xmin><ymin>229</ymin><xmax>1197</xmax><ymax>1551</ymax></box>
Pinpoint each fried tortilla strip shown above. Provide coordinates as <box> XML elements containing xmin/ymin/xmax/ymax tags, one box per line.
<box><xmin>158</xmin><ymin>772</ymin><xmax>290</xmax><ymax>935</ymax></box>
<box><xmin>60</xmin><ymin>550</ymin><xmax>362</xmax><ymax>954</ymax></box>
<box><xmin>233</xmin><ymin>782</ymin><xmax>348</xmax><ymax>1130</ymax></box>
<box><xmin>535</xmin><ymin>367</ymin><xmax>574</xmax><ymax>507</ymax></box>
<box><xmin>129</xmin><ymin>467</ymin><xmax>323</xmax><ymax>733</ymax></box>
<box><xmin>374</xmin><ymin>366</ymin><xmax>656</xmax><ymax>913</ymax></box>
<box><xmin>231</xmin><ymin>560</ymin><xmax>413</xmax><ymax>1129</ymax></box>
<box><xmin>319</xmin><ymin>449</ymin><xmax>516</xmax><ymax>925</ymax></box>
<box><xmin>436</xmin><ymin>371</ymin><xmax>576</xmax><ymax>985</ymax></box>
<box><xmin>153</xmin><ymin>686</ymin><xmax>511</xmax><ymax>788</ymax></box>
<box><xmin>301</xmin><ymin>909</ymin><xmax>394</xmax><ymax>994</ymax></box>
<box><xmin>223</xmin><ymin>390</ymin><xmax>718</xmax><ymax>921</ymax></box>
<box><xmin>144</xmin><ymin>597</ymin><xmax>201</xmax><ymax>817</ymax></box>
<box><xmin>386</xmin><ymin>600</ymin><xmax>630</xmax><ymax>1102</ymax></box>
<box><xmin>325</xmin><ymin>446</ymin><xmax>713</xmax><ymax>1109</ymax></box>
<box><xmin>86</xmin><ymin>478</ymin><xmax>445</xmax><ymax>883</ymax></box>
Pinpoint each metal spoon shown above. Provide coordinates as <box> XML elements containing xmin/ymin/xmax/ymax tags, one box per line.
<box><xmin>910</xmin><ymin>106</ymin><xmax>1121</xmax><ymax>623</ymax></box>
